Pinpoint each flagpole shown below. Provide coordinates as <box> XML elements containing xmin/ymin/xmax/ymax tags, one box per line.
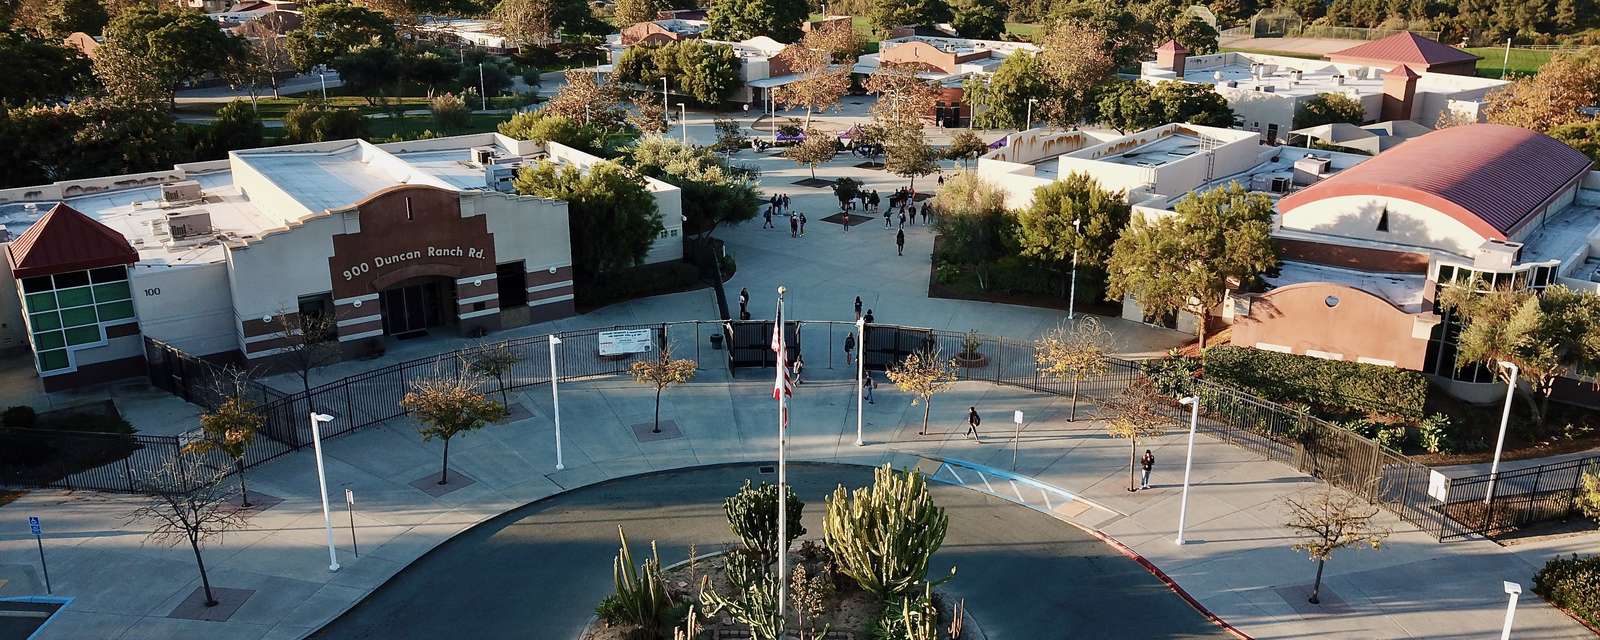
<box><xmin>776</xmin><ymin>285</ymin><xmax>788</xmax><ymax>625</ymax></box>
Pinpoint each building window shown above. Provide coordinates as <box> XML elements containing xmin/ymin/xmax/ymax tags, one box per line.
<box><xmin>298</xmin><ymin>293</ymin><xmax>334</xmax><ymax>323</ymax></box>
<box><xmin>17</xmin><ymin>266</ymin><xmax>133</xmax><ymax>373</ymax></box>
<box><xmin>497</xmin><ymin>261</ymin><xmax>527</xmax><ymax>308</ymax></box>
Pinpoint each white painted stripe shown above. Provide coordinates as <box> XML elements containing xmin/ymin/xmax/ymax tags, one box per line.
<box><xmin>528</xmin><ymin>293</ymin><xmax>575</xmax><ymax>306</ymax></box>
<box><xmin>242</xmin><ymin>331</ymin><xmax>289</xmax><ymax>345</ymax></box>
<box><xmin>457</xmin><ymin>293</ymin><xmax>500</xmax><ymax>305</ymax></box>
<box><xmin>337</xmin><ymin>328</ymin><xmax>385</xmax><ymax>343</ymax></box>
<box><xmin>1356</xmin><ymin>356</ymin><xmax>1396</xmax><ymax>367</ymax></box>
<box><xmin>335</xmin><ymin>293</ymin><xmax>380</xmax><ymax>305</ymax></box>
<box><xmin>944</xmin><ymin>464</ymin><xmax>964</xmax><ymax>485</ymax></box>
<box><xmin>336</xmin><ymin>314</ymin><xmax>382</xmax><ymax>328</ymax></box>
<box><xmin>526</xmin><ymin>264</ymin><xmax>569</xmax><ymax>275</ymax></box>
<box><xmin>458</xmin><ymin>308</ymin><xmax>499</xmax><ymax>320</ymax></box>
<box><xmin>1254</xmin><ymin>342</ymin><xmax>1292</xmax><ymax>353</ymax></box>
<box><xmin>456</xmin><ymin>273</ymin><xmax>496</xmax><ymax>285</ymax></box>
<box><xmin>0</xmin><ymin>610</ymin><xmax>51</xmax><ymax>618</ymax></box>
<box><xmin>525</xmin><ymin>280</ymin><xmax>574</xmax><ymax>293</ymax></box>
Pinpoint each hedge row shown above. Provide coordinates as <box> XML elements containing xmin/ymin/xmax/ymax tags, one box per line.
<box><xmin>1202</xmin><ymin>346</ymin><xmax>1429</xmax><ymax>420</ymax></box>
<box><xmin>1534</xmin><ymin>554</ymin><xmax>1600</xmax><ymax>630</ymax></box>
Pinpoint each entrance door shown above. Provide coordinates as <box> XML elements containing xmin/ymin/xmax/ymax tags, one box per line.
<box><xmin>380</xmin><ymin>279</ymin><xmax>455</xmax><ymax>335</ymax></box>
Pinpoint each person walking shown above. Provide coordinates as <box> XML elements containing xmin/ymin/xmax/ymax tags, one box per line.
<box><xmin>908</xmin><ymin>204</ymin><xmax>918</xmax><ymax>225</ymax></box>
<box><xmin>965</xmin><ymin>406</ymin><xmax>981</xmax><ymax>440</ymax></box>
<box><xmin>843</xmin><ymin>331</ymin><xmax>856</xmax><ymax>365</ymax></box>
<box><xmin>781</xmin><ymin>193</ymin><xmax>790</xmax><ymax>214</ymax></box>
<box><xmin>898</xmin><ymin>210</ymin><xmax>906</xmax><ymax>227</ymax></box>
<box><xmin>798</xmin><ymin>212</ymin><xmax>807</xmax><ymax>236</ymax></box>
<box><xmin>862</xmin><ymin>374</ymin><xmax>875</xmax><ymax>404</ymax></box>
<box><xmin>896</xmin><ymin>228</ymin><xmax>905</xmax><ymax>256</ymax></box>
<box><xmin>789</xmin><ymin>214</ymin><xmax>799</xmax><ymax>238</ymax></box>
<box><xmin>762</xmin><ymin>206</ymin><xmax>774</xmax><ymax>229</ymax></box>
<box><xmin>1140</xmin><ymin>450</ymin><xmax>1155</xmax><ymax>489</ymax></box>
<box><xmin>791</xmin><ymin>353</ymin><xmax>805</xmax><ymax>385</ymax></box>
<box><xmin>883</xmin><ymin>208</ymin><xmax>892</xmax><ymax>229</ymax></box>
<box><xmin>853</xmin><ymin>296</ymin><xmax>862</xmax><ymax>320</ymax></box>
<box><xmin>738</xmin><ymin>288</ymin><xmax>749</xmax><ymax>317</ymax></box>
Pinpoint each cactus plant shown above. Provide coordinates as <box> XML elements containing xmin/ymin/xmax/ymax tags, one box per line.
<box><xmin>871</xmin><ymin>583</ymin><xmax>940</xmax><ymax>640</ymax></box>
<box><xmin>724</xmin><ymin>480</ymin><xmax>806</xmax><ymax>566</ymax></box>
<box><xmin>823</xmin><ymin>464</ymin><xmax>951</xmax><ymax>599</ymax></box>
<box><xmin>699</xmin><ymin>550</ymin><xmax>785</xmax><ymax>640</ymax></box>
<box><xmin>612</xmin><ymin>525</ymin><xmax>674</xmax><ymax>638</ymax></box>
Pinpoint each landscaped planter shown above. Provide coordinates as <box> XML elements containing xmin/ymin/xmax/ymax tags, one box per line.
<box><xmin>954</xmin><ymin>352</ymin><xmax>989</xmax><ymax>368</ymax></box>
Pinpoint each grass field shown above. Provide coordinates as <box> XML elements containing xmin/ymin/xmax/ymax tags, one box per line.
<box><xmin>364</xmin><ymin>113</ymin><xmax>509</xmax><ymax>139</ymax></box>
<box><xmin>1465</xmin><ymin>47</ymin><xmax>1555</xmax><ymax>78</ymax></box>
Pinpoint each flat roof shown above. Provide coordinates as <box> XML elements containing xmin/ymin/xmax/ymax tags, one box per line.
<box><xmin>1147</xmin><ymin>52</ymin><xmax>1504</xmax><ymax>98</ymax></box>
<box><xmin>1096</xmin><ymin>133</ymin><xmax>1212</xmax><ymax>168</ymax></box>
<box><xmin>1517</xmin><ymin>195</ymin><xmax>1600</xmax><ymax>266</ymax></box>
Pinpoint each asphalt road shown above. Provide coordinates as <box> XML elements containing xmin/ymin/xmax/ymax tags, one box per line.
<box><xmin>312</xmin><ymin>463</ymin><xmax>1224</xmax><ymax>640</ymax></box>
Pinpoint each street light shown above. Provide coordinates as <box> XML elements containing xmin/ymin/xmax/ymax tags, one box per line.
<box><xmin>549</xmin><ymin>334</ymin><xmax>564</xmax><ymax>470</ymax></box>
<box><xmin>478</xmin><ymin>63</ymin><xmax>487</xmax><ymax>111</ymax></box>
<box><xmin>677</xmin><ymin>102</ymin><xmax>688</xmax><ymax>146</ymax></box>
<box><xmin>855</xmin><ymin>318</ymin><xmax>866</xmax><ymax>446</ymax></box>
<box><xmin>319</xmin><ymin>72</ymin><xmax>327</xmax><ymax>101</ymax></box>
<box><xmin>1486</xmin><ymin>361</ymin><xmax>1519</xmax><ymax>503</ymax></box>
<box><xmin>1025</xmin><ymin>97</ymin><xmax>1038</xmax><ymax>131</ymax></box>
<box><xmin>309</xmin><ymin>412</ymin><xmax>340</xmax><ymax>572</ymax></box>
<box><xmin>1501</xmin><ymin>581</ymin><xmax>1521</xmax><ymax>640</ymax></box>
<box><xmin>1068</xmin><ymin>217</ymin><xmax>1080</xmax><ymax>320</ymax></box>
<box><xmin>661</xmin><ymin>77</ymin><xmax>669</xmax><ymax>130</ymax></box>
<box><xmin>1175</xmin><ymin>396</ymin><xmax>1200</xmax><ymax>545</ymax></box>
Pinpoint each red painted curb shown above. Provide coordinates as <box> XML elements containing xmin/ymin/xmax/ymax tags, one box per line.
<box><xmin>1077</xmin><ymin>525</ymin><xmax>1255</xmax><ymax>640</ymax></box>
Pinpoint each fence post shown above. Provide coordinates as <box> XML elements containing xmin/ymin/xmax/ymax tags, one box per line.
<box><xmin>1565</xmin><ymin>463</ymin><xmax>1585</xmax><ymax>520</ymax></box>
<box><xmin>123</xmin><ymin>456</ymin><xmax>135</xmax><ymax>493</ymax></box>
<box><xmin>1524</xmin><ymin>469</ymin><xmax>1542</xmax><ymax>528</ymax></box>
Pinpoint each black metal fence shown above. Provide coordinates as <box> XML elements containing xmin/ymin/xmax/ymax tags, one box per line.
<box><xmin>1439</xmin><ymin>455</ymin><xmax>1600</xmax><ymax>540</ymax></box>
<box><xmin>1</xmin><ymin>320</ymin><xmax>1565</xmax><ymax>542</ymax></box>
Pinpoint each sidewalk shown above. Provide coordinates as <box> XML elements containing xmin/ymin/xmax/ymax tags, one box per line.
<box><xmin>0</xmin><ymin>372</ymin><xmax>1593</xmax><ymax>639</ymax></box>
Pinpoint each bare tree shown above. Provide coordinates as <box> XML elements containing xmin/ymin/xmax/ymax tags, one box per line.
<box><xmin>886</xmin><ymin>348</ymin><xmax>958</xmax><ymax>436</ymax></box>
<box><xmin>629</xmin><ymin>346</ymin><xmax>697</xmax><ymax>433</ymax></box>
<box><xmin>1034</xmin><ymin>317</ymin><xmax>1114</xmax><ymax>422</ymax></box>
<box><xmin>469</xmin><ymin>340</ymin><xmax>521</xmax><ymax>407</ymax></box>
<box><xmin>1099</xmin><ymin>376</ymin><xmax>1168</xmax><ymax>492</ymax></box>
<box><xmin>185</xmin><ymin>368</ymin><xmax>264</xmax><ymax>507</ymax></box>
<box><xmin>401</xmin><ymin>362</ymin><xmax>508</xmax><ymax>485</ymax></box>
<box><xmin>1283</xmin><ymin>482</ymin><xmax>1390</xmax><ymax>604</ymax></box>
<box><xmin>127</xmin><ymin>463</ymin><xmax>248</xmax><ymax>608</ymax></box>
<box><xmin>272</xmin><ymin>307</ymin><xmax>341</xmax><ymax>397</ymax></box>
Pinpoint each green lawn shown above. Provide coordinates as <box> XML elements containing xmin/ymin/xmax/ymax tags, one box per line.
<box><xmin>363</xmin><ymin>113</ymin><xmax>511</xmax><ymax>140</ymax></box>
<box><xmin>1465</xmin><ymin>47</ymin><xmax>1554</xmax><ymax>79</ymax></box>
<box><xmin>1005</xmin><ymin>22</ymin><xmax>1042</xmax><ymax>39</ymax></box>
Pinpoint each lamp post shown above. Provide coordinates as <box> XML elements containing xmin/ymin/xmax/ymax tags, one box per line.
<box><xmin>767</xmin><ymin>90</ymin><xmax>776</xmax><ymax>143</ymax></box>
<box><xmin>1175</xmin><ymin>396</ymin><xmax>1200</xmax><ymax>545</ymax></box>
<box><xmin>855</xmin><ymin>318</ymin><xmax>865</xmax><ymax>446</ymax></box>
<box><xmin>549</xmin><ymin>334</ymin><xmax>564</xmax><ymax>470</ymax></box>
<box><xmin>309</xmin><ymin>412</ymin><xmax>340</xmax><ymax>572</ymax></box>
<box><xmin>319</xmin><ymin>72</ymin><xmax>327</xmax><ymax>100</ymax></box>
<box><xmin>1501</xmin><ymin>581</ymin><xmax>1521</xmax><ymax>640</ymax></box>
<box><xmin>661</xmin><ymin>77</ymin><xmax>669</xmax><ymax>130</ymax></box>
<box><xmin>1025</xmin><ymin>97</ymin><xmax>1037</xmax><ymax>131</ymax></box>
<box><xmin>678</xmin><ymin>102</ymin><xmax>688</xmax><ymax>145</ymax></box>
<box><xmin>478</xmin><ymin>63</ymin><xmax>487</xmax><ymax>111</ymax></box>
<box><xmin>1068</xmin><ymin>217</ymin><xmax>1080</xmax><ymax>320</ymax></box>
<box><xmin>1486</xmin><ymin>361</ymin><xmax>1519</xmax><ymax>503</ymax></box>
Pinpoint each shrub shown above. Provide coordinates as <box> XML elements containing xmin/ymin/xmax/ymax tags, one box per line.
<box><xmin>1202</xmin><ymin>346</ymin><xmax>1428</xmax><ymax>420</ymax></box>
<box><xmin>1141</xmin><ymin>351</ymin><xmax>1199</xmax><ymax>396</ymax></box>
<box><xmin>430</xmin><ymin>92</ymin><xmax>470</xmax><ymax>132</ymax></box>
<box><xmin>823</xmin><ymin>464</ymin><xmax>950</xmax><ymax>599</ymax></box>
<box><xmin>2</xmin><ymin>406</ymin><xmax>37</xmax><ymax>429</ymax></box>
<box><xmin>1375</xmin><ymin>425</ymin><xmax>1409</xmax><ymax>451</ymax></box>
<box><xmin>723</xmin><ymin>479</ymin><xmax>805</xmax><ymax>566</ymax></box>
<box><xmin>1534</xmin><ymin>554</ymin><xmax>1600</xmax><ymax>629</ymax></box>
<box><xmin>1577</xmin><ymin>471</ymin><xmax>1600</xmax><ymax>523</ymax></box>
<box><xmin>1418</xmin><ymin>413</ymin><xmax>1456</xmax><ymax>454</ymax></box>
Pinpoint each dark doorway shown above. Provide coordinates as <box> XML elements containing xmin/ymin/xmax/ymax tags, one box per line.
<box><xmin>380</xmin><ymin>278</ymin><xmax>456</xmax><ymax>336</ymax></box>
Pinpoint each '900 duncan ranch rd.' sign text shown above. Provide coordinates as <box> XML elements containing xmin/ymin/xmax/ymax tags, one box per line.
<box><xmin>341</xmin><ymin>246</ymin><xmax>488</xmax><ymax>281</ymax></box>
<box><xmin>598</xmin><ymin>329</ymin><xmax>654</xmax><ymax>356</ymax></box>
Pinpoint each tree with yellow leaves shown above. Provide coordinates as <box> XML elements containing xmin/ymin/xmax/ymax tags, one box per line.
<box><xmin>401</xmin><ymin>363</ymin><xmax>508</xmax><ymax>485</ymax></box>
<box><xmin>1099</xmin><ymin>376</ymin><xmax>1168</xmax><ymax>492</ymax></box>
<box><xmin>630</xmin><ymin>346</ymin><xmax>698</xmax><ymax>434</ymax></box>
<box><xmin>1035</xmin><ymin>317</ymin><xmax>1114</xmax><ymax>422</ymax></box>
<box><xmin>1283</xmin><ymin>482</ymin><xmax>1389</xmax><ymax>604</ymax></box>
<box><xmin>887</xmin><ymin>348</ymin><xmax>958</xmax><ymax>435</ymax></box>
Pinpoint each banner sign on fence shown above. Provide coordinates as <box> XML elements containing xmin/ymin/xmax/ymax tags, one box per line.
<box><xmin>598</xmin><ymin>329</ymin><xmax>653</xmax><ymax>356</ymax></box>
<box><xmin>1428</xmin><ymin>469</ymin><xmax>1450</xmax><ymax>502</ymax></box>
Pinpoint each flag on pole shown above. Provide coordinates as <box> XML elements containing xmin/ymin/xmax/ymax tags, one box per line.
<box><xmin>772</xmin><ymin>296</ymin><xmax>793</xmax><ymax>426</ymax></box>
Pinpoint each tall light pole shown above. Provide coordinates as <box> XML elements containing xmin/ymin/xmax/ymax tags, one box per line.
<box><xmin>1025</xmin><ymin>97</ymin><xmax>1037</xmax><ymax>131</ymax></box>
<box><xmin>478</xmin><ymin>63</ymin><xmax>487</xmax><ymax>111</ymax></box>
<box><xmin>1068</xmin><ymin>217</ymin><xmax>1080</xmax><ymax>320</ymax></box>
<box><xmin>677</xmin><ymin>102</ymin><xmax>688</xmax><ymax>145</ymax></box>
<box><xmin>855</xmin><ymin>318</ymin><xmax>865</xmax><ymax>446</ymax></box>
<box><xmin>1501</xmin><ymin>581</ymin><xmax>1521</xmax><ymax>640</ymax></box>
<box><xmin>1175</xmin><ymin>396</ymin><xmax>1200</xmax><ymax>545</ymax></box>
<box><xmin>661</xmin><ymin>77</ymin><xmax>669</xmax><ymax>130</ymax></box>
<box><xmin>767</xmin><ymin>90</ymin><xmax>776</xmax><ymax>143</ymax></box>
<box><xmin>309</xmin><ymin>412</ymin><xmax>340</xmax><ymax>572</ymax></box>
<box><xmin>319</xmin><ymin>72</ymin><xmax>327</xmax><ymax>100</ymax></box>
<box><xmin>1486</xmin><ymin>361</ymin><xmax>1519</xmax><ymax>503</ymax></box>
<box><xmin>549</xmin><ymin>334</ymin><xmax>564</xmax><ymax>470</ymax></box>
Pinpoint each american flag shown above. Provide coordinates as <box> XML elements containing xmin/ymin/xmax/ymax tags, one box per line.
<box><xmin>772</xmin><ymin>297</ymin><xmax>792</xmax><ymax>426</ymax></box>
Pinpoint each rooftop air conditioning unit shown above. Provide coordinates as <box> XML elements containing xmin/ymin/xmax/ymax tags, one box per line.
<box><xmin>1332</xmin><ymin>74</ymin><xmax>1345</xmax><ymax>86</ymax></box>
<box><xmin>166</xmin><ymin>211</ymin><xmax>213</xmax><ymax>239</ymax></box>
<box><xmin>1474</xmin><ymin>239</ymin><xmax>1523</xmax><ymax>271</ymax></box>
<box><xmin>1291</xmin><ymin>69</ymin><xmax>1303</xmax><ymax>83</ymax></box>
<box><xmin>1262</xmin><ymin>85</ymin><xmax>1275</xmax><ymax>93</ymax></box>
<box><xmin>469</xmin><ymin>146</ymin><xmax>496</xmax><ymax>167</ymax></box>
<box><xmin>1224</xmin><ymin>80</ymin><xmax>1237</xmax><ymax>88</ymax></box>
<box><xmin>1269</xmin><ymin>176</ymin><xmax>1292</xmax><ymax>193</ymax></box>
<box><xmin>161</xmin><ymin>180</ymin><xmax>203</xmax><ymax>207</ymax></box>
<box><xmin>485</xmin><ymin>163</ymin><xmax>520</xmax><ymax>192</ymax></box>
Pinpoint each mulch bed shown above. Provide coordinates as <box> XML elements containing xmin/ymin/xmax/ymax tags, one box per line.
<box><xmin>793</xmin><ymin>177</ymin><xmax>837</xmax><ymax>188</ymax></box>
<box><xmin>821</xmin><ymin>212</ymin><xmax>876</xmax><ymax>227</ymax></box>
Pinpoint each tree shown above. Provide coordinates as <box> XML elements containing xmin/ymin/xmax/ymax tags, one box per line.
<box><xmin>1283</xmin><ymin>482</ymin><xmax>1389</xmax><ymax>604</ymax></box>
<box><xmin>401</xmin><ymin>363</ymin><xmax>508</xmax><ymax>485</ymax></box>
<box><xmin>886</xmin><ymin>348</ymin><xmax>957</xmax><ymax>435</ymax></box>
<box><xmin>1484</xmin><ymin>50</ymin><xmax>1600</xmax><ymax>132</ymax></box>
<box><xmin>1035</xmin><ymin>21</ymin><xmax>1117</xmax><ymax>125</ymax></box>
<box><xmin>868</xmin><ymin>0</ymin><xmax>950</xmax><ymax>34</ymax></box>
<box><xmin>627</xmin><ymin>136</ymin><xmax>761</xmax><ymax>242</ymax></box>
<box><xmin>127</xmin><ymin>462</ymin><xmax>248</xmax><ymax>609</ymax></box>
<box><xmin>942</xmin><ymin>130</ymin><xmax>988</xmax><ymax>168</ymax></box>
<box><xmin>614</xmin><ymin>41</ymin><xmax>742</xmax><ymax>106</ymax></box>
<box><xmin>1169</xmin><ymin>15</ymin><xmax>1219</xmax><ymax>55</ymax></box>
<box><xmin>468</xmin><ymin>340</ymin><xmax>520</xmax><ymax>406</ymax></box>
<box><xmin>282</xmin><ymin>102</ymin><xmax>368</xmax><ymax>142</ymax></box>
<box><xmin>493</xmin><ymin>0</ymin><xmax>591</xmax><ymax>47</ymax></box>
<box><xmin>0</xmin><ymin>97</ymin><xmax>184</xmax><ymax>188</ymax></box>
<box><xmin>430</xmin><ymin>92</ymin><xmax>470</xmax><ymax>131</ymax></box>
<box><xmin>272</xmin><ymin>308</ymin><xmax>341</xmax><ymax>396</ymax></box>
<box><xmin>628</xmin><ymin>92</ymin><xmax>670</xmax><ymax>136</ymax></box>
<box><xmin>704</xmin><ymin>0</ymin><xmax>809</xmax><ymax>42</ymax></box>
<box><xmin>1097</xmin><ymin>80</ymin><xmax>1234</xmax><ymax>133</ymax></box>
<box><xmin>1107</xmin><ymin>182</ymin><xmax>1277</xmax><ymax>347</ymax></box>
<box><xmin>239</xmin><ymin>17</ymin><xmax>297</xmax><ymax>97</ymax></box>
<box><xmin>498</xmin><ymin>111</ymin><xmax>604</xmax><ymax>152</ymax></box>
<box><xmin>102</xmin><ymin>8</ymin><xmax>250</xmax><ymax>105</ymax></box>
<box><xmin>90</xmin><ymin>39</ymin><xmax>169</xmax><ymax>104</ymax></box>
<box><xmin>612</xmin><ymin>0</ymin><xmax>667</xmax><ymax>25</ymax></box>
<box><xmin>784</xmin><ymin>130</ymin><xmax>837</xmax><ymax>178</ymax></box>
<box><xmin>1550</xmin><ymin>121</ymin><xmax>1600</xmax><ymax>162</ymax></box>
<box><xmin>930</xmin><ymin>171</ymin><xmax>1011</xmax><ymax>290</ymax></box>
<box><xmin>1016</xmin><ymin>172</ymin><xmax>1129</xmax><ymax>296</ymax></box>
<box><xmin>514</xmin><ymin>159</ymin><xmax>663</xmax><ymax>279</ymax></box>
<box><xmin>771</xmin><ymin>30</ymin><xmax>853</xmax><ymax>129</ymax></box>
<box><xmin>542</xmin><ymin>69</ymin><xmax>626</xmax><ymax>129</ymax></box>
<box><xmin>1293</xmin><ymin>92</ymin><xmax>1366</xmax><ymax>129</ymax></box>
<box><xmin>949</xmin><ymin>0</ymin><xmax>1005</xmax><ymax>39</ymax></box>
<box><xmin>285</xmin><ymin>1</ymin><xmax>396</xmax><ymax>71</ymax></box>
<box><xmin>832</xmin><ymin>176</ymin><xmax>862</xmax><ymax>211</ymax></box>
<box><xmin>884</xmin><ymin>126</ymin><xmax>938</xmax><ymax>191</ymax></box>
<box><xmin>629</xmin><ymin>345</ymin><xmax>697</xmax><ymax>433</ymax></box>
<box><xmin>1099</xmin><ymin>376</ymin><xmax>1168</xmax><ymax>492</ymax></box>
<box><xmin>1439</xmin><ymin>285</ymin><xmax>1600</xmax><ymax>426</ymax></box>
<box><xmin>864</xmin><ymin>64</ymin><xmax>941</xmax><ymax>132</ymax></box>
<box><xmin>42</xmin><ymin>0</ymin><xmax>108</xmax><ymax>37</ymax></box>
<box><xmin>712</xmin><ymin>118</ymin><xmax>748</xmax><ymax>154</ymax></box>
<box><xmin>0</xmin><ymin>28</ymin><xmax>94</xmax><ymax>104</ymax></box>
<box><xmin>186</xmin><ymin>377</ymin><xmax>263</xmax><ymax>507</ymax></box>
<box><xmin>724</xmin><ymin>479</ymin><xmax>805</xmax><ymax>566</ymax></box>
<box><xmin>965</xmin><ymin>51</ymin><xmax>1052</xmax><ymax>130</ymax></box>
<box><xmin>1034</xmin><ymin>317</ymin><xmax>1113</xmax><ymax>422</ymax></box>
<box><xmin>822</xmin><ymin>464</ymin><xmax>951</xmax><ymax>598</ymax></box>
<box><xmin>192</xmin><ymin>100</ymin><xmax>264</xmax><ymax>161</ymax></box>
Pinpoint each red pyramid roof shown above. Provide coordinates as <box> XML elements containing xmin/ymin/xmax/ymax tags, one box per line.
<box><xmin>6</xmin><ymin>203</ymin><xmax>138</xmax><ymax>279</ymax></box>
<box><xmin>1387</xmin><ymin>63</ymin><xmax>1420</xmax><ymax>78</ymax></box>
<box><xmin>1328</xmin><ymin>32</ymin><xmax>1479</xmax><ymax>66</ymax></box>
<box><xmin>1157</xmin><ymin>40</ymin><xmax>1187</xmax><ymax>53</ymax></box>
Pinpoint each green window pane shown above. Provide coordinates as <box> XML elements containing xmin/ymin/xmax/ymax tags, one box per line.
<box><xmin>33</xmin><ymin>330</ymin><xmax>64</xmax><ymax>350</ymax></box>
<box><xmin>37</xmin><ymin>349</ymin><xmax>69</xmax><ymax>372</ymax></box>
<box><xmin>59</xmin><ymin>306</ymin><xmax>98</xmax><ymax>328</ymax></box>
<box><xmin>24</xmin><ymin>292</ymin><xmax>56</xmax><ymax>312</ymax></box>
<box><xmin>97</xmin><ymin>301</ymin><xmax>135</xmax><ymax>322</ymax></box>
<box><xmin>92</xmin><ymin>281</ymin><xmax>131</xmax><ymax>302</ymax></box>
<box><xmin>29</xmin><ymin>311</ymin><xmax>61</xmax><ymax>332</ymax></box>
<box><xmin>56</xmin><ymin>287</ymin><xmax>93</xmax><ymax>308</ymax></box>
<box><xmin>64</xmin><ymin>325</ymin><xmax>101</xmax><ymax>346</ymax></box>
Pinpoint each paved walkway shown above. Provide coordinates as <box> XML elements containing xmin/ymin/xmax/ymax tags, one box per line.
<box><xmin>0</xmin><ymin>369</ymin><xmax>1594</xmax><ymax>639</ymax></box>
